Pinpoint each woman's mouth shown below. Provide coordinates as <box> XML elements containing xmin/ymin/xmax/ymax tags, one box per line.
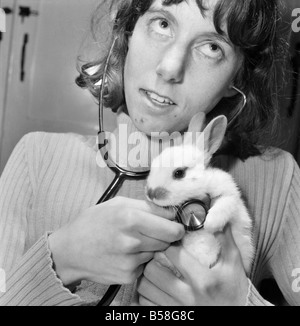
<box><xmin>141</xmin><ymin>89</ymin><xmax>176</xmax><ymax>107</ymax></box>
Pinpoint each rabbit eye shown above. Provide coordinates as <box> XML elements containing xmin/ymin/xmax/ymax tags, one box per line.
<box><xmin>173</xmin><ymin>168</ymin><xmax>187</xmax><ymax>180</ymax></box>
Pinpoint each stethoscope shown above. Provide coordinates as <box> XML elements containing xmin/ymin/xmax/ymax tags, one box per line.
<box><xmin>95</xmin><ymin>36</ymin><xmax>247</xmax><ymax>306</ymax></box>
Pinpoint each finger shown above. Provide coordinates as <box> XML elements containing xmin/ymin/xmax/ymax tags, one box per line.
<box><xmin>136</xmin><ymin>252</ymin><xmax>155</xmax><ymax>265</ymax></box>
<box><xmin>164</xmin><ymin>245</ymin><xmax>211</xmax><ymax>283</ymax></box>
<box><xmin>137</xmin><ymin>275</ymin><xmax>176</xmax><ymax>306</ymax></box>
<box><xmin>116</xmin><ymin>197</ymin><xmax>176</xmax><ymax>220</ymax></box>
<box><xmin>143</xmin><ymin>258</ymin><xmax>189</xmax><ymax>301</ymax></box>
<box><xmin>164</xmin><ymin>245</ymin><xmax>189</xmax><ymax>280</ymax></box>
<box><xmin>139</xmin><ymin>295</ymin><xmax>158</xmax><ymax>306</ymax></box>
<box><xmin>133</xmin><ymin>264</ymin><xmax>146</xmax><ymax>282</ymax></box>
<box><xmin>138</xmin><ymin>235</ymin><xmax>170</xmax><ymax>252</ymax></box>
<box><xmin>137</xmin><ymin>212</ymin><xmax>185</xmax><ymax>243</ymax></box>
<box><xmin>145</xmin><ymin>200</ymin><xmax>177</xmax><ymax>221</ymax></box>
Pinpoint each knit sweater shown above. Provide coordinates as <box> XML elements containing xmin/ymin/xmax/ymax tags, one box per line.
<box><xmin>0</xmin><ymin>111</ymin><xmax>300</xmax><ymax>306</ymax></box>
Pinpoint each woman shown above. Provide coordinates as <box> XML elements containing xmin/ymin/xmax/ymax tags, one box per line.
<box><xmin>0</xmin><ymin>0</ymin><xmax>299</xmax><ymax>306</ymax></box>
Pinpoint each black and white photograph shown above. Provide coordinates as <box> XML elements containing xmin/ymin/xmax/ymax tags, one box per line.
<box><xmin>0</xmin><ymin>0</ymin><xmax>300</xmax><ymax>309</ymax></box>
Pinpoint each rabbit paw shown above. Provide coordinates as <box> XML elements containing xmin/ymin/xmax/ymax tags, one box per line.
<box><xmin>204</xmin><ymin>210</ymin><xmax>226</xmax><ymax>234</ymax></box>
<box><xmin>182</xmin><ymin>231</ymin><xmax>221</xmax><ymax>269</ymax></box>
<box><xmin>196</xmin><ymin>246</ymin><xmax>221</xmax><ymax>269</ymax></box>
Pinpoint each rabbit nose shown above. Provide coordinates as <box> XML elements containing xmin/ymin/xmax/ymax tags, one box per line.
<box><xmin>147</xmin><ymin>188</ymin><xmax>155</xmax><ymax>200</ymax></box>
<box><xmin>147</xmin><ymin>187</ymin><xmax>168</xmax><ymax>201</ymax></box>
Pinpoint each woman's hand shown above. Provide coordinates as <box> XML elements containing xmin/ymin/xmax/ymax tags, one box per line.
<box><xmin>137</xmin><ymin>225</ymin><xmax>249</xmax><ymax>306</ymax></box>
<box><xmin>48</xmin><ymin>197</ymin><xmax>185</xmax><ymax>287</ymax></box>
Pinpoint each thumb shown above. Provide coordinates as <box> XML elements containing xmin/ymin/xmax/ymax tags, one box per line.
<box><xmin>146</xmin><ymin>200</ymin><xmax>177</xmax><ymax>221</ymax></box>
<box><xmin>164</xmin><ymin>243</ymin><xmax>209</xmax><ymax>283</ymax></box>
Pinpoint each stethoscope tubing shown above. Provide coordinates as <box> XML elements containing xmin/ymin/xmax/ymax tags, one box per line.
<box><xmin>95</xmin><ymin>163</ymin><xmax>149</xmax><ymax>306</ymax></box>
<box><xmin>96</xmin><ymin>173</ymin><xmax>125</xmax><ymax>205</ymax></box>
<box><xmin>96</xmin><ymin>172</ymin><xmax>125</xmax><ymax>306</ymax></box>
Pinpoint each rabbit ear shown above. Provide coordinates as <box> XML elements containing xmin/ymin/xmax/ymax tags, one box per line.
<box><xmin>203</xmin><ymin>115</ymin><xmax>228</xmax><ymax>156</ymax></box>
<box><xmin>184</xmin><ymin>112</ymin><xmax>206</xmax><ymax>148</ymax></box>
<box><xmin>187</xmin><ymin>112</ymin><xmax>206</xmax><ymax>133</ymax></box>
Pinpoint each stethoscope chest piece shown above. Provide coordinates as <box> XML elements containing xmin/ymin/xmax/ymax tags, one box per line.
<box><xmin>175</xmin><ymin>199</ymin><xmax>209</xmax><ymax>231</ymax></box>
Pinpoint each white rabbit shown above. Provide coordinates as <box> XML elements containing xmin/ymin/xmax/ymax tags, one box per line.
<box><xmin>145</xmin><ymin>113</ymin><xmax>254</xmax><ymax>275</ymax></box>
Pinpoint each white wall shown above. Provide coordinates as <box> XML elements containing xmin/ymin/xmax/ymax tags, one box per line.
<box><xmin>0</xmin><ymin>0</ymin><xmax>117</xmax><ymax>174</ymax></box>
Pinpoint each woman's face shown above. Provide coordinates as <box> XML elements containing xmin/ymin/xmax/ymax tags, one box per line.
<box><xmin>124</xmin><ymin>0</ymin><xmax>241</xmax><ymax>134</ymax></box>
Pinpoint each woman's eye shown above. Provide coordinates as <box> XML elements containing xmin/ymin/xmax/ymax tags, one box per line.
<box><xmin>196</xmin><ymin>43</ymin><xmax>224</xmax><ymax>60</ymax></box>
<box><xmin>150</xmin><ymin>18</ymin><xmax>172</xmax><ymax>38</ymax></box>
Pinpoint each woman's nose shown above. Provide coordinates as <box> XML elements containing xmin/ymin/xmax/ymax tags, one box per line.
<box><xmin>156</xmin><ymin>44</ymin><xmax>187</xmax><ymax>83</ymax></box>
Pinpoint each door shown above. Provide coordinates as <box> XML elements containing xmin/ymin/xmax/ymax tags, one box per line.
<box><xmin>0</xmin><ymin>0</ymin><xmax>17</xmax><ymax>160</ymax></box>
<box><xmin>0</xmin><ymin>0</ymin><xmax>116</xmax><ymax>174</ymax></box>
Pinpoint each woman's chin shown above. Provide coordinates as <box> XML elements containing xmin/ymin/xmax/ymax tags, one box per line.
<box><xmin>131</xmin><ymin>119</ymin><xmax>165</xmax><ymax>134</ymax></box>
<box><xmin>137</xmin><ymin>124</ymin><xmax>176</xmax><ymax>136</ymax></box>
<box><xmin>128</xmin><ymin>110</ymin><xmax>187</xmax><ymax>135</ymax></box>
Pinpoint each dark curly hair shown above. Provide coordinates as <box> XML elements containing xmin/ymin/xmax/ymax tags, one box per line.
<box><xmin>76</xmin><ymin>0</ymin><xmax>290</xmax><ymax>160</ymax></box>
